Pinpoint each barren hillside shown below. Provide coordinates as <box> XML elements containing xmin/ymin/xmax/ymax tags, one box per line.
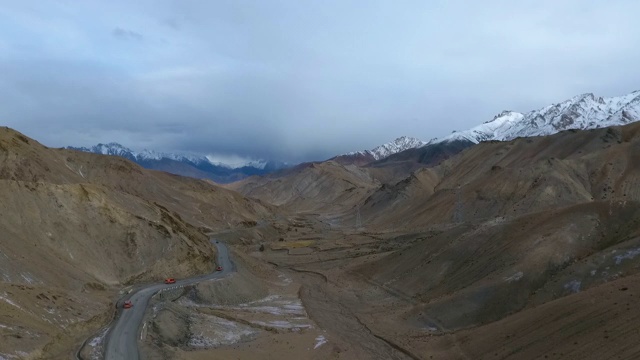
<box><xmin>0</xmin><ymin>127</ymin><xmax>279</xmax><ymax>358</ymax></box>
<box><xmin>230</xmin><ymin>122</ymin><xmax>640</xmax><ymax>359</ymax></box>
<box><xmin>5</xmin><ymin>121</ymin><xmax>640</xmax><ymax>359</ymax></box>
<box><xmin>228</xmin><ymin>161</ymin><xmax>382</xmax><ymax>213</ymax></box>
<box><xmin>360</xmin><ymin>124</ymin><xmax>640</xmax><ymax>229</ymax></box>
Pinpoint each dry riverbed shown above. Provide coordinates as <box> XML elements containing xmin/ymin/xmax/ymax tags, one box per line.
<box><xmin>137</xmin><ymin>247</ymin><xmax>336</xmax><ymax>359</ymax></box>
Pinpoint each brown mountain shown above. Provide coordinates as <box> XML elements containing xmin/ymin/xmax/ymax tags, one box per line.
<box><xmin>0</xmin><ymin>127</ymin><xmax>278</xmax><ymax>358</ymax></box>
<box><xmin>228</xmin><ymin>139</ymin><xmax>477</xmax><ymax>214</ymax></box>
<box><xmin>227</xmin><ymin>161</ymin><xmax>381</xmax><ymax>214</ymax></box>
<box><xmin>370</xmin><ymin>138</ymin><xmax>474</xmax><ymax>168</ymax></box>
<box><xmin>5</xmin><ymin>120</ymin><xmax>640</xmax><ymax>359</ymax></box>
<box><xmin>229</xmin><ymin>122</ymin><xmax>640</xmax><ymax>359</ymax></box>
<box><xmin>330</xmin><ymin>152</ymin><xmax>377</xmax><ymax>166</ymax></box>
<box><xmin>360</xmin><ymin>125</ymin><xmax>640</xmax><ymax>229</ymax></box>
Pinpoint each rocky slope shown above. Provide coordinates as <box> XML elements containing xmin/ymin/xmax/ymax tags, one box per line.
<box><xmin>361</xmin><ymin>123</ymin><xmax>640</xmax><ymax>229</ymax></box>
<box><xmin>228</xmin><ymin>161</ymin><xmax>381</xmax><ymax>214</ymax></box>
<box><xmin>0</xmin><ymin>127</ymin><xmax>278</xmax><ymax>359</ymax></box>
<box><xmin>349</xmin><ymin>122</ymin><xmax>640</xmax><ymax>337</ymax></box>
<box><xmin>235</xmin><ymin>120</ymin><xmax>640</xmax><ymax>359</ymax></box>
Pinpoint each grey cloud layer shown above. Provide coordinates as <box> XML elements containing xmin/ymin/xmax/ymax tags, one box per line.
<box><xmin>1</xmin><ymin>0</ymin><xmax>639</xmax><ymax>162</ymax></box>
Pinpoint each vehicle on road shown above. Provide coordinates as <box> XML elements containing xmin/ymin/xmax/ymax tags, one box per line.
<box><xmin>164</xmin><ymin>278</ymin><xmax>176</xmax><ymax>284</ymax></box>
<box><xmin>95</xmin><ymin>241</ymin><xmax>230</xmax><ymax>360</ymax></box>
<box><xmin>216</xmin><ymin>266</ymin><xmax>223</xmax><ymax>271</ymax></box>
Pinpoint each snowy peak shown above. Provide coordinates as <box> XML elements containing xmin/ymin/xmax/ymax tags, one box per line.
<box><xmin>68</xmin><ymin>143</ymin><xmax>273</xmax><ymax>170</ymax></box>
<box><xmin>67</xmin><ymin>143</ymin><xmax>289</xmax><ymax>183</ymax></box>
<box><xmin>432</xmin><ymin>90</ymin><xmax>640</xmax><ymax>145</ymax></box>
<box><xmin>137</xmin><ymin>149</ymin><xmax>211</xmax><ymax>166</ymax></box>
<box><xmin>438</xmin><ymin>111</ymin><xmax>525</xmax><ymax>144</ymax></box>
<box><xmin>369</xmin><ymin>136</ymin><xmax>427</xmax><ymax>160</ymax></box>
<box><xmin>346</xmin><ymin>136</ymin><xmax>427</xmax><ymax>161</ymax></box>
<box><xmin>204</xmin><ymin>155</ymin><xmax>269</xmax><ymax>170</ymax></box>
<box><xmin>85</xmin><ymin>143</ymin><xmax>133</xmax><ymax>156</ymax></box>
<box><xmin>71</xmin><ymin>143</ymin><xmax>138</xmax><ymax>161</ymax></box>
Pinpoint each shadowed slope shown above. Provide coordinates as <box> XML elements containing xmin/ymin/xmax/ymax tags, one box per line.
<box><xmin>341</xmin><ymin>123</ymin><xmax>640</xmax><ymax>358</ymax></box>
<box><xmin>360</xmin><ymin>124</ymin><xmax>640</xmax><ymax>230</ymax></box>
<box><xmin>228</xmin><ymin>161</ymin><xmax>381</xmax><ymax>213</ymax></box>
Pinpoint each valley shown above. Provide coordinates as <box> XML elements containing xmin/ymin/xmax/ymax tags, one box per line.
<box><xmin>2</xmin><ymin>117</ymin><xmax>640</xmax><ymax>360</ymax></box>
<box><xmin>4</xmin><ymin>2</ymin><xmax>640</xmax><ymax>359</ymax></box>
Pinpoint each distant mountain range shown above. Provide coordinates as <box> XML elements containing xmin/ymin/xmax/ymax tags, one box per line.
<box><xmin>69</xmin><ymin>90</ymin><xmax>640</xmax><ymax>183</ymax></box>
<box><xmin>67</xmin><ymin>143</ymin><xmax>288</xmax><ymax>183</ymax></box>
<box><xmin>330</xmin><ymin>136</ymin><xmax>427</xmax><ymax>166</ymax></box>
<box><xmin>436</xmin><ymin>90</ymin><xmax>640</xmax><ymax>144</ymax></box>
<box><xmin>339</xmin><ymin>90</ymin><xmax>640</xmax><ymax>167</ymax></box>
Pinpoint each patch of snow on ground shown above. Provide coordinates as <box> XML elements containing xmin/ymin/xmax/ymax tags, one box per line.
<box><xmin>89</xmin><ymin>327</ymin><xmax>108</xmax><ymax>347</ymax></box>
<box><xmin>181</xmin><ymin>294</ymin><xmax>315</xmax><ymax>346</ymax></box>
<box><xmin>504</xmin><ymin>271</ymin><xmax>523</xmax><ymax>282</ymax></box>
<box><xmin>277</xmin><ymin>273</ymin><xmax>293</xmax><ymax>285</ymax></box>
<box><xmin>189</xmin><ymin>315</ymin><xmax>258</xmax><ymax>348</ymax></box>
<box><xmin>202</xmin><ymin>295</ymin><xmax>308</xmax><ymax>316</ymax></box>
<box><xmin>238</xmin><ymin>294</ymin><xmax>281</xmax><ymax>305</ymax></box>
<box><xmin>85</xmin><ymin>327</ymin><xmax>109</xmax><ymax>360</ymax></box>
<box><xmin>20</xmin><ymin>272</ymin><xmax>41</xmax><ymax>285</ymax></box>
<box><xmin>314</xmin><ymin>335</ymin><xmax>328</xmax><ymax>349</ymax></box>
<box><xmin>1</xmin><ymin>354</ymin><xmax>22</xmax><ymax>360</ymax></box>
<box><xmin>614</xmin><ymin>247</ymin><xmax>640</xmax><ymax>265</ymax></box>
<box><xmin>564</xmin><ymin>280</ymin><xmax>581</xmax><ymax>293</ymax></box>
<box><xmin>0</xmin><ymin>293</ymin><xmax>23</xmax><ymax>311</ymax></box>
<box><xmin>252</xmin><ymin>320</ymin><xmax>312</xmax><ymax>329</ymax></box>
<box><xmin>240</xmin><ymin>303</ymin><xmax>305</xmax><ymax>316</ymax></box>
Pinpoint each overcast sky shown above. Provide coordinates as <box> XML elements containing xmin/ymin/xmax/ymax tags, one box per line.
<box><xmin>1</xmin><ymin>1</ymin><xmax>639</xmax><ymax>163</ymax></box>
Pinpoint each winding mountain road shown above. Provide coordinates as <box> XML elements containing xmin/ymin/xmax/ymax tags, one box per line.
<box><xmin>103</xmin><ymin>240</ymin><xmax>233</xmax><ymax>360</ymax></box>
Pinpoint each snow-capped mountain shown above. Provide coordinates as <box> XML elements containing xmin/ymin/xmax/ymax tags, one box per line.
<box><xmin>332</xmin><ymin>136</ymin><xmax>427</xmax><ymax>165</ymax></box>
<box><xmin>77</xmin><ymin>142</ymin><xmax>138</xmax><ymax>161</ymax></box>
<box><xmin>356</xmin><ymin>90</ymin><xmax>640</xmax><ymax>168</ymax></box>
<box><xmin>433</xmin><ymin>90</ymin><xmax>640</xmax><ymax>144</ymax></box>
<box><xmin>67</xmin><ymin>143</ymin><xmax>287</xmax><ymax>183</ymax></box>
<box><xmin>365</xmin><ymin>136</ymin><xmax>427</xmax><ymax>160</ymax></box>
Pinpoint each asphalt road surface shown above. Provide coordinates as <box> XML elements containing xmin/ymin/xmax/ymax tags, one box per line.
<box><xmin>103</xmin><ymin>240</ymin><xmax>233</xmax><ymax>360</ymax></box>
